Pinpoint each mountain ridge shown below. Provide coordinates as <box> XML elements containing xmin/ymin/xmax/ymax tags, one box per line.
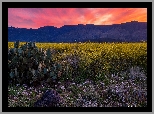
<box><xmin>8</xmin><ymin>21</ymin><xmax>147</xmax><ymax>43</ymax></box>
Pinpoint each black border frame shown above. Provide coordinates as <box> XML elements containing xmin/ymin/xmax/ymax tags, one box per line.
<box><xmin>2</xmin><ymin>2</ymin><xmax>152</xmax><ymax>112</ymax></box>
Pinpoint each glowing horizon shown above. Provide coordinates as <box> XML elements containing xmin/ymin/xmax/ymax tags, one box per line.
<box><xmin>8</xmin><ymin>8</ymin><xmax>147</xmax><ymax>29</ymax></box>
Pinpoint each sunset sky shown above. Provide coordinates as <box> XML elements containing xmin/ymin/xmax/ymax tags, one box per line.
<box><xmin>8</xmin><ymin>8</ymin><xmax>147</xmax><ymax>29</ymax></box>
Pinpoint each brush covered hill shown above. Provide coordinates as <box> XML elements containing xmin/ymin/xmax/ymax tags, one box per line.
<box><xmin>8</xmin><ymin>21</ymin><xmax>147</xmax><ymax>43</ymax></box>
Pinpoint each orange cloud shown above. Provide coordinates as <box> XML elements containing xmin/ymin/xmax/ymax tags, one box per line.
<box><xmin>8</xmin><ymin>8</ymin><xmax>147</xmax><ymax>29</ymax></box>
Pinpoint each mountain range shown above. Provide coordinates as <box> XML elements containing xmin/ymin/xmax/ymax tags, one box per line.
<box><xmin>8</xmin><ymin>21</ymin><xmax>147</xmax><ymax>43</ymax></box>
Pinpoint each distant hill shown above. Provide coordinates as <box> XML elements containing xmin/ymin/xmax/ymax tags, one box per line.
<box><xmin>8</xmin><ymin>21</ymin><xmax>147</xmax><ymax>43</ymax></box>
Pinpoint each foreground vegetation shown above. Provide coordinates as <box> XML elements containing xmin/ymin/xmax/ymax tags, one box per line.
<box><xmin>8</xmin><ymin>42</ymin><xmax>147</xmax><ymax>107</ymax></box>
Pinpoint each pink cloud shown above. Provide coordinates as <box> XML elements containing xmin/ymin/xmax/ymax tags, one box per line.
<box><xmin>8</xmin><ymin>8</ymin><xmax>147</xmax><ymax>29</ymax></box>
